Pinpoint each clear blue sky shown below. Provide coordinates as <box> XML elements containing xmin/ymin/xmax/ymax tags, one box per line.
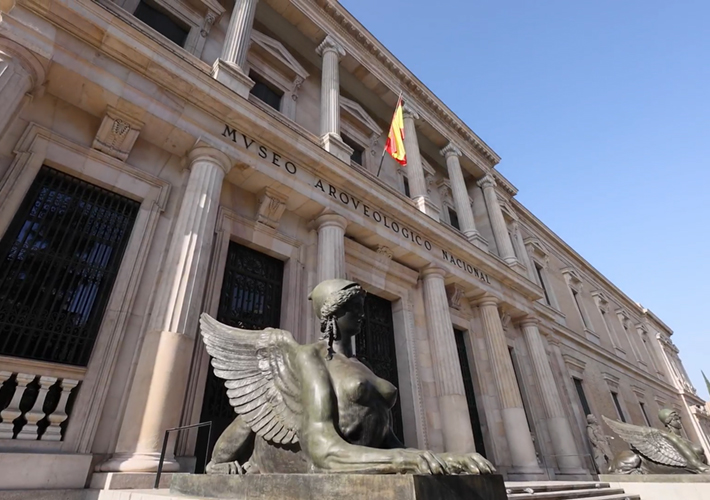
<box><xmin>340</xmin><ymin>0</ymin><xmax>710</xmax><ymax>401</ymax></box>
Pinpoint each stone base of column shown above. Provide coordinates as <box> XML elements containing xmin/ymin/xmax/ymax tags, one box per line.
<box><xmin>96</xmin><ymin>452</ymin><xmax>181</xmax><ymax>473</ymax></box>
<box><xmin>438</xmin><ymin>394</ymin><xmax>476</xmax><ymax>454</ymax></box>
<box><xmin>413</xmin><ymin>196</ymin><xmax>440</xmax><ymax>221</ymax></box>
<box><xmin>506</xmin><ymin>258</ymin><xmax>527</xmax><ymax>275</ymax></box>
<box><xmin>545</xmin><ymin>416</ymin><xmax>589</xmax><ymax>477</ymax></box>
<box><xmin>464</xmin><ymin>231</ymin><xmax>489</xmax><ymax>251</ymax></box>
<box><xmin>212</xmin><ymin>59</ymin><xmax>254</xmax><ymax>98</ymax></box>
<box><xmin>320</xmin><ymin>132</ymin><xmax>353</xmax><ymax>164</ymax></box>
<box><xmin>501</xmin><ymin>408</ymin><xmax>546</xmax><ymax>477</ymax></box>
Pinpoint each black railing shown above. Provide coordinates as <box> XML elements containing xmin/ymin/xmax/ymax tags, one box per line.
<box><xmin>155</xmin><ymin>421</ymin><xmax>213</xmax><ymax>489</ymax></box>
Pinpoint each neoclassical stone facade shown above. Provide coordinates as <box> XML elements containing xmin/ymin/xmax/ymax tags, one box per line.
<box><xmin>0</xmin><ymin>0</ymin><xmax>707</xmax><ymax>491</ymax></box>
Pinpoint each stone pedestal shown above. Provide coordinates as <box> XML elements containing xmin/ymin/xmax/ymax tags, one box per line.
<box><xmin>171</xmin><ymin>473</ymin><xmax>507</xmax><ymax>500</ymax></box>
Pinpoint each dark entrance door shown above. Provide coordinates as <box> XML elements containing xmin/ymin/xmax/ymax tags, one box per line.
<box><xmin>454</xmin><ymin>329</ymin><xmax>487</xmax><ymax>458</ymax></box>
<box><xmin>195</xmin><ymin>241</ymin><xmax>284</xmax><ymax>471</ymax></box>
<box><xmin>355</xmin><ymin>292</ymin><xmax>404</xmax><ymax>443</ymax></box>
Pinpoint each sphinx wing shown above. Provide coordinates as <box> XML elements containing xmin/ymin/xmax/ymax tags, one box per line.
<box><xmin>200</xmin><ymin>314</ymin><xmax>303</xmax><ymax>445</ymax></box>
<box><xmin>603</xmin><ymin>416</ymin><xmax>687</xmax><ymax>468</ymax></box>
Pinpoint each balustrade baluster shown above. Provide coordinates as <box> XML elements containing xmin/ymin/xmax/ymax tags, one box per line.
<box><xmin>0</xmin><ymin>373</ymin><xmax>34</xmax><ymax>439</ymax></box>
<box><xmin>43</xmin><ymin>378</ymin><xmax>79</xmax><ymax>441</ymax></box>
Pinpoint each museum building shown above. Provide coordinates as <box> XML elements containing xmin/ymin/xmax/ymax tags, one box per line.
<box><xmin>0</xmin><ymin>0</ymin><xmax>708</xmax><ymax>490</ymax></box>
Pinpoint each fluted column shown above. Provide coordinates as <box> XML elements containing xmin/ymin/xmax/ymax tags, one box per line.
<box><xmin>476</xmin><ymin>297</ymin><xmax>542</xmax><ymax>474</ymax></box>
<box><xmin>403</xmin><ymin>105</ymin><xmax>439</xmax><ymax>220</ymax></box>
<box><xmin>520</xmin><ymin>318</ymin><xmax>585</xmax><ymax>474</ymax></box>
<box><xmin>477</xmin><ymin>175</ymin><xmax>517</xmax><ymax>265</ymax></box>
<box><xmin>211</xmin><ymin>0</ymin><xmax>258</xmax><ymax>97</ymax></box>
<box><xmin>0</xmin><ymin>40</ymin><xmax>45</xmax><ymax>136</ymax></box>
<box><xmin>316</xmin><ymin>36</ymin><xmax>352</xmax><ymax>164</ymax></box>
<box><xmin>421</xmin><ymin>266</ymin><xmax>475</xmax><ymax>453</ymax></box>
<box><xmin>440</xmin><ymin>144</ymin><xmax>487</xmax><ymax>249</ymax></box>
<box><xmin>315</xmin><ymin>211</ymin><xmax>348</xmax><ymax>282</ymax></box>
<box><xmin>99</xmin><ymin>146</ymin><xmax>231</xmax><ymax>472</ymax></box>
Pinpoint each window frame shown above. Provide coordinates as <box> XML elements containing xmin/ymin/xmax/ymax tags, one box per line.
<box><xmin>0</xmin><ymin>123</ymin><xmax>170</xmax><ymax>453</ymax></box>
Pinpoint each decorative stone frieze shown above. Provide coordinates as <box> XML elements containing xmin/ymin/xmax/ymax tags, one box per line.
<box><xmin>376</xmin><ymin>245</ymin><xmax>393</xmax><ymax>261</ymax></box>
<box><xmin>445</xmin><ymin>283</ymin><xmax>465</xmax><ymax>310</ymax></box>
<box><xmin>92</xmin><ymin>106</ymin><xmax>144</xmax><ymax>161</ymax></box>
<box><xmin>256</xmin><ymin>187</ymin><xmax>289</xmax><ymax>229</ymax></box>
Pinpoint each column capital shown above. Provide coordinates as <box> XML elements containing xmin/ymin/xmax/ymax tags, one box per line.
<box><xmin>471</xmin><ymin>294</ymin><xmax>499</xmax><ymax>308</ymax></box>
<box><xmin>518</xmin><ymin>316</ymin><xmax>540</xmax><ymax>328</ymax></box>
<box><xmin>314</xmin><ymin>210</ymin><xmax>348</xmax><ymax>231</ymax></box>
<box><xmin>440</xmin><ymin>143</ymin><xmax>462</xmax><ymax>159</ymax></box>
<box><xmin>188</xmin><ymin>145</ymin><xmax>232</xmax><ymax>175</ymax></box>
<box><xmin>477</xmin><ymin>174</ymin><xmax>497</xmax><ymax>189</ymax></box>
<box><xmin>402</xmin><ymin>103</ymin><xmax>420</xmax><ymax>121</ymax></box>
<box><xmin>420</xmin><ymin>264</ymin><xmax>447</xmax><ymax>280</ymax></box>
<box><xmin>316</xmin><ymin>35</ymin><xmax>346</xmax><ymax>59</ymax></box>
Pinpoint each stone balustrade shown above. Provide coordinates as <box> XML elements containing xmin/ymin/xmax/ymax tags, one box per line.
<box><xmin>0</xmin><ymin>357</ymin><xmax>83</xmax><ymax>441</ymax></box>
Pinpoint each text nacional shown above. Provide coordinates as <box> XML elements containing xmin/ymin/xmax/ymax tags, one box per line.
<box><xmin>222</xmin><ymin>124</ymin><xmax>492</xmax><ymax>285</ymax></box>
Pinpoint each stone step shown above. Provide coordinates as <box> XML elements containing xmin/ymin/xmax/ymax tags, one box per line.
<box><xmin>508</xmin><ymin>488</ymin><xmax>634</xmax><ymax>500</ymax></box>
<box><xmin>506</xmin><ymin>482</ymin><xmax>611</xmax><ymax>494</ymax></box>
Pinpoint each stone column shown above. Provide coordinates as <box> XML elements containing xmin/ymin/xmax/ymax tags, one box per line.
<box><xmin>512</xmin><ymin>221</ymin><xmax>536</xmax><ymax>281</ymax></box>
<box><xmin>316</xmin><ymin>35</ymin><xmax>352</xmax><ymax>164</ymax></box>
<box><xmin>421</xmin><ymin>266</ymin><xmax>476</xmax><ymax>454</ymax></box>
<box><xmin>0</xmin><ymin>40</ymin><xmax>45</xmax><ymax>136</ymax></box>
<box><xmin>520</xmin><ymin>318</ymin><xmax>585</xmax><ymax>474</ymax></box>
<box><xmin>99</xmin><ymin>146</ymin><xmax>231</xmax><ymax>472</ymax></box>
<box><xmin>315</xmin><ymin>211</ymin><xmax>348</xmax><ymax>282</ymax></box>
<box><xmin>477</xmin><ymin>174</ymin><xmax>518</xmax><ymax>265</ymax></box>
<box><xmin>440</xmin><ymin>144</ymin><xmax>486</xmax><ymax>249</ymax></box>
<box><xmin>403</xmin><ymin>105</ymin><xmax>439</xmax><ymax>220</ymax></box>
<box><xmin>475</xmin><ymin>297</ymin><xmax>542</xmax><ymax>474</ymax></box>
<box><xmin>211</xmin><ymin>0</ymin><xmax>258</xmax><ymax>98</ymax></box>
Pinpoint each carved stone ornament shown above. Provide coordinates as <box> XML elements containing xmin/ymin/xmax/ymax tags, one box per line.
<box><xmin>376</xmin><ymin>245</ymin><xmax>393</xmax><ymax>261</ymax></box>
<box><xmin>445</xmin><ymin>284</ymin><xmax>465</xmax><ymax>310</ymax></box>
<box><xmin>92</xmin><ymin>106</ymin><xmax>144</xmax><ymax>161</ymax></box>
<box><xmin>437</xmin><ymin>179</ymin><xmax>453</xmax><ymax>204</ymax></box>
<box><xmin>256</xmin><ymin>187</ymin><xmax>289</xmax><ymax>230</ymax></box>
<box><xmin>316</xmin><ymin>35</ymin><xmax>346</xmax><ymax>59</ymax></box>
<box><xmin>477</xmin><ymin>174</ymin><xmax>497</xmax><ymax>190</ymax></box>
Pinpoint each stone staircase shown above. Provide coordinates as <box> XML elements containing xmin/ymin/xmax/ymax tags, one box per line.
<box><xmin>506</xmin><ymin>481</ymin><xmax>640</xmax><ymax>500</ymax></box>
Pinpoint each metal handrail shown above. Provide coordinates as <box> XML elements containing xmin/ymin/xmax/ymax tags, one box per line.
<box><xmin>154</xmin><ymin>421</ymin><xmax>213</xmax><ymax>489</ymax></box>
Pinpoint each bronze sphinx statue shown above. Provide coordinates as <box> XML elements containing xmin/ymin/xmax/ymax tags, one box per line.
<box><xmin>200</xmin><ymin>279</ymin><xmax>494</xmax><ymax>475</ymax></box>
<box><xmin>604</xmin><ymin>409</ymin><xmax>709</xmax><ymax>474</ymax></box>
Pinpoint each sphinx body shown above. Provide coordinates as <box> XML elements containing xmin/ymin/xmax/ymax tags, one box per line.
<box><xmin>200</xmin><ymin>279</ymin><xmax>494</xmax><ymax>476</ymax></box>
<box><xmin>604</xmin><ymin>409</ymin><xmax>709</xmax><ymax>475</ymax></box>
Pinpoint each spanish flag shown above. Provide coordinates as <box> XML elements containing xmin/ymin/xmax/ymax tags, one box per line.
<box><xmin>385</xmin><ymin>97</ymin><xmax>407</xmax><ymax>166</ymax></box>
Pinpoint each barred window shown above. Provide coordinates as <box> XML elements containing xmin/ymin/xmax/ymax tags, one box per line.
<box><xmin>0</xmin><ymin>166</ymin><xmax>139</xmax><ymax>366</ymax></box>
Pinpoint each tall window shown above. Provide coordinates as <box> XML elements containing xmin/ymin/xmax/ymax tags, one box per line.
<box><xmin>0</xmin><ymin>166</ymin><xmax>139</xmax><ymax>366</ymax></box>
<box><xmin>535</xmin><ymin>263</ymin><xmax>551</xmax><ymax>306</ymax></box>
<box><xmin>341</xmin><ymin>134</ymin><xmax>364</xmax><ymax>167</ymax></box>
<box><xmin>249</xmin><ymin>71</ymin><xmax>284</xmax><ymax>111</ymax></box>
<box><xmin>454</xmin><ymin>329</ymin><xmax>486</xmax><ymax>457</ymax></box>
<box><xmin>134</xmin><ymin>0</ymin><xmax>189</xmax><ymax>47</ymax></box>
<box><xmin>611</xmin><ymin>391</ymin><xmax>627</xmax><ymax>422</ymax></box>
<box><xmin>572</xmin><ymin>289</ymin><xmax>590</xmax><ymax>329</ymax></box>
<box><xmin>447</xmin><ymin>207</ymin><xmax>460</xmax><ymax>231</ymax></box>
<box><xmin>402</xmin><ymin>176</ymin><xmax>411</xmax><ymax>198</ymax></box>
<box><xmin>639</xmin><ymin>402</ymin><xmax>651</xmax><ymax>426</ymax></box>
<box><xmin>573</xmin><ymin>377</ymin><xmax>592</xmax><ymax>417</ymax></box>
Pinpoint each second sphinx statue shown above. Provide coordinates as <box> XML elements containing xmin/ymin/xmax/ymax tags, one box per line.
<box><xmin>200</xmin><ymin>279</ymin><xmax>495</xmax><ymax>475</ymax></box>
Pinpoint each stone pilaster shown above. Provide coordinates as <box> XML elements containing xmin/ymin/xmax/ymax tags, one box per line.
<box><xmin>477</xmin><ymin>175</ymin><xmax>518</xmax><ymax>265</ymax></box>
<box><xmin>211</xmin><ymin>0</ymin><xmax>258</xmax><ymax>97</ymax></box>
<box><xmin>420</xmin><ymin>266</ymin><xmax>475</xmax><ymax>454</ymax></box>
<box><xmin>99</xmin><ymin>146</ymin><xmax>232</xmax><ymax>472</ymax></box>
<box><xmin>440</xmin><ymin>144</ymin><xmax>486</xmax><ymax>249</ymax></box>
<box><xmin>403</xmin><ymin>105</ymin><xmax>438</xmax><ymax>220</ymax></box>
<box><xmin>316</xmin><ymin>36</ymin><xmax>352</xmax><ymax>164</ymax></box>
<box><xmin>315</xmin><ymin>211</ymin><xmax>348</xmax><ymax>282</ymax></box>
<box><xmin>476</xmin><ymin>297</ymin><xmax>542</xmax><ymax>475</ymax></box>
<box><xmin>519</xmin><ymin>318</ymin><xmax>585</xmax><ymax>474</ymax></box>
<box><xmin>0</xmin><ymin>40</ymin><xmax>45</xmax><ymax>136</ymax></box>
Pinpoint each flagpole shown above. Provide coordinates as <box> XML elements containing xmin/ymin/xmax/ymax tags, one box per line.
<box><xmin>377</xmin><ymin>92</ymin><xmax>404</xmax><ymax>178</ymax></box>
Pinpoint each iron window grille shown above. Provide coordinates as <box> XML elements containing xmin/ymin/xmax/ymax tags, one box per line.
<box><xmin>0</xmin><ymin>166</ymin><xmax>139</xmax><ymax>366</ymax></box>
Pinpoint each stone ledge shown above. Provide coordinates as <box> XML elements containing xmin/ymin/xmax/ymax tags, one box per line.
<box><xmin>171</xmin><ymin>473</ymin><xmax>507</xmax><ymax>500</ymax></box>
<box><xmin>600</xmin><ymin>474</ymin><xmax>710</xmax><ymax>483</ymax></box>
<box><xmin>601</xmin><ymin>474</ymin><xmax>710</xmax><ymax>500</ymax></box>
